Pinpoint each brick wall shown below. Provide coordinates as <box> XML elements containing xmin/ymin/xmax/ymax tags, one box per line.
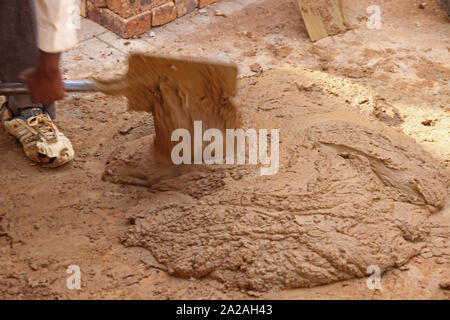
<box><xmin>79</xmin><ymin>0</ymin><xmax>221</xmax><ymax>38</ymax></box>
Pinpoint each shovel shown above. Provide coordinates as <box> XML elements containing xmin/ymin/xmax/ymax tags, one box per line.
<box><xmin>0</xmin><ymin>54</ymin><xmax>241</xmax><ymax>157</ymax></box>
<box><xmin>0</xmin><ymin>79</ymin><xmax>97</xmax><ymax>95</ymax></box>
<box><xmin>0</xmin><ymin>54</ymin><xmax>238</xmax><ymax>99</ymax></box>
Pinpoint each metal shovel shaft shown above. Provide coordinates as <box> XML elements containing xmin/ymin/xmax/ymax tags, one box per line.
<box><xmin>0</xmin><ymin>80</ymin><xmax>97</xmax><ymax>95</ymax></box>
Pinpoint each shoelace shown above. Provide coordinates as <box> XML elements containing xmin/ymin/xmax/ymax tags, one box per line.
<box><xmin>27</xmin><ymin>114</ymin><xmax>58</xmax><ymax>142</ymax></box>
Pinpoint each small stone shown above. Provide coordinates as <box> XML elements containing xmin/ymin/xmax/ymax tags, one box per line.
<box><xmin>118</xmin><ymin>124</ymin><xmax>133</xmax><ymax>134</ymax></box>
<box><xmin>419</xmin><ymin>2</ymin><xmax>427</xmax><ymax>9</ymax></box>
<box><xmin>29</xmin><ymin>261</ymin><xmax>39</xmax><ymax>271</ymax></box>
<box><xmin>250</xmin><ymin>63</ymin><xmax>263</xmax><ymax>74</ymax></box>
<box><xmin>421</xmin><ymin>119</ymin><xmax>435</xmax><ymax>126</ymax></box>
<box><xmin>198</xmin><ymin>8</ymin><xmax>207</xmax><ymax>13</ymax></box>
<box><xmin>214</xmin><ymin>10</ymin><xmax>226</xmax><ymax>17</ymax></box>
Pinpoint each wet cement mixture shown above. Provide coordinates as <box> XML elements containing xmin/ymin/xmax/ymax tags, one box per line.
<box><xmin>0</xmin><ymin>0</ymin><xmax>449</xmax><ymax>299</ymax></box>
<box><xmin>106</xmin><ymin>66</ymin><xmax>447</xmax><ymax>291</ymax></box>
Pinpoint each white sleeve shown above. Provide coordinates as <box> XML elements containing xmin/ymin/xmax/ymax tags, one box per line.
<box><xmin>34</xmin><ymin>0</ymin><xmax>78</xmax><ymax>53</ymax></box>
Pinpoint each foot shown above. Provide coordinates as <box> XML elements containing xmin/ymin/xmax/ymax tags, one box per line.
<box><xmin>1</xmin><ymin>104</ymin><xmax>74</xmax><ymax>167</ymax></box>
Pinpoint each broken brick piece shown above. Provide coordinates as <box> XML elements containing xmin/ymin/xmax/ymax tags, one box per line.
<box><xmin>152</xmin><ymin>2</ymin><xmax>177</xmax><ymax>26</ymax></box>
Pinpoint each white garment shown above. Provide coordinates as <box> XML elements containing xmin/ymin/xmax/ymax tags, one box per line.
<box><xmin>34</xmin><ymin>0</ymin><xmax>78</xmax><ymax>53</ymax></box>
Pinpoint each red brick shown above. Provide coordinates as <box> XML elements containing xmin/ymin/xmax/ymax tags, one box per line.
<box><xmin>198</xmin><ymin>0</ymin><xmax>218</xmax><ymax>8</ymax></box>
<box><xmin>87</xmin><ymin>2</ymin><xmax>152</xmax><ymax>38</ymax></box>
<box><xmin>152</xmin><ymin>0</ymin><xmax>172</xmax><ymax>8</ymax></box>
<box><xmin>174</xmin><ymin>0</ymin><xmax>197</xmax><ymax>17</ymax></box>
<box><xmin>152</xmin><ymin>2</ymin><xmax>177</xmax><ymax>26</ymax></box>
<box><xmin>106</xmin><ymin>0</ymin><xmax>152</xmax><ymax>18</ymax></box>
<box><xmin>88</xmin><ymin>0</ymin><xmax>107</xmax><ymax>7</ymax></box>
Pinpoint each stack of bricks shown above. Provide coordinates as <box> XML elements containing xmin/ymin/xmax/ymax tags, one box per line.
<box><xmin>80</xmin><ymin>0</ymin><xmax>222</xmax><ymax>38</ymax></box>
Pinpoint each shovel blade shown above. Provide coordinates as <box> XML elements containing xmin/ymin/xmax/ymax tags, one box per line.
<box><xmin>95</xmin><ymin>54</ymin><xmax>241</xmax><ymax>158</ymax></box>
<box><xmin>95</xmin><ymin>54</ymin><xmax>238</xmax><ymax>109</ymax></box>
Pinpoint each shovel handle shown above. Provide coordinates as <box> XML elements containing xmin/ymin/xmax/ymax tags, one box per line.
<box><xmin>0</xmin><ymin>80</ymin><xmax>97</xmax><ymax>95</ymax></box>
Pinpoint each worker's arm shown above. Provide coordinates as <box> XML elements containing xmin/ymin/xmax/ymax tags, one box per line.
<box><xmin>21</xmin><ymin>51</ymin><xmax>64</xmax><ymax>105</ymax></box>
<box><xmin>21</xmin><ymin>0</ymin><xmax>78</xmax><ymax>104</ymax></box>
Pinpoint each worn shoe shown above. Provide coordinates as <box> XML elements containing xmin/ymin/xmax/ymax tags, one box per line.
<box><xmin>1</xmin><ymin>104</ymin><xmax>74</xmax><ymax>167</ymax></box>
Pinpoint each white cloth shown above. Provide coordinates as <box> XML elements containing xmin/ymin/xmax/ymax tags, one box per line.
<box><xmin>34</xmin><ymin>0</ymin><xmax>78</xmax><ymax>53</ymax></box>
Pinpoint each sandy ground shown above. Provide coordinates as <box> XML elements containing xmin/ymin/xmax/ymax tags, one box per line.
<box><xmin>0</xmin><ymin>0</ymin><xmax>449</xmax><ymax>299</ymax></box>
